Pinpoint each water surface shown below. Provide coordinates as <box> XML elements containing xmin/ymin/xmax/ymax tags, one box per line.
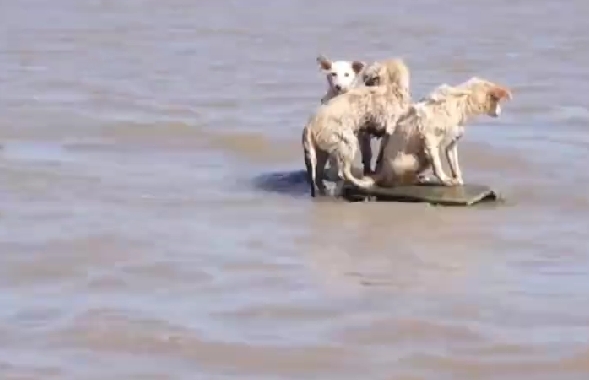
<box><xmin>1</xmin><ymin>1</ymin><xmax>589</xmax><ymax>379</ymax></box>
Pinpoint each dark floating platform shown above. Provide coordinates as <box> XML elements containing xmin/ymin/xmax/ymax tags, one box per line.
<box><xmin>341</xmin><ymin>180</ymin><xmax>501</xmax><ymax>206</ymax></box>
<box><xmin>252</xmin><ymin>167</ymin><xmax>502</xmax><ymax>206</ymax></box>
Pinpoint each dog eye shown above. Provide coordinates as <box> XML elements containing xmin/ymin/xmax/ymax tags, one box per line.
<box><xmin>330</xmin><ymin>72</ymin><xmax>337</xmax><ymax>77</ymax></box>
<box><xmin>344</xmin><ymin>73</ymin><xmax>350</xmax><ymax>77</ymax></box>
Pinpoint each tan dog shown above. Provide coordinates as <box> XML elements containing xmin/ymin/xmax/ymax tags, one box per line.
<box><xmin>348</xmin><ymin>77</ymin><xmax>513</xmax><ymax>188</ymax></box>
<box><xmin>355</xmin><ymin>57</ymin><xmax>410</xmax><ymax>91</ymax></box>
<box><xmin>354</xmin><ymin>58</ymin><xmax>411</xmax><ymax>174</ymax></box>
<box><xmin>302</xmin><ymin>81</ymin><xmax>412</xmax><ymax>197</ymax></box>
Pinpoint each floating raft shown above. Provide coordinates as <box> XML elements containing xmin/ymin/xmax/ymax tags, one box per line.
<box><xmin>341</xmin><ymin>181</ymin><xmax>501</xmax><ymax>206</ymax></box>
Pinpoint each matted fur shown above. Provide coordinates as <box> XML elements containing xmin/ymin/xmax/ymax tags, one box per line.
<box><xmin>352</xmin><ymin>77</ymin><xmax>513</xmax><ymax>188</ymax></box>
<box><xmin>313</xmin><ymin>54</ymin><xmax>367</xmax><ymax>181</ymax></box>
<box><xmin>302</xmin><ymin>82</ymin><xmax>412</xmax><ymax>197</ymax></box>
<box><xmin>313</xmin><ymin>56</ymin><xmax>412</xmax><ymax>176</ymax></box>
<box><xmin>354</xmin><ymin>58</ymin><xmax>411</xmax><ymax>174</ymax></box>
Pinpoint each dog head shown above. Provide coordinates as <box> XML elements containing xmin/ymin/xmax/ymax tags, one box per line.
<box><xmin>462</xmin><ymin>77</ymin><xmax>513</xmax><ymax>117</ymax></box>
<box><xmin>317</xmin><ymin>55</ymin><xmax>365</xmax><ymax>95</ymax></box>
<box><xmin>361</xmin><ymin>62</ymin><xmax>383</xmax><ymax>87</ymax></box>
<box><xmin>423</xmin><ymin>78</ymin><xmax>513</xmax><ymax>118</ymax></box>
<box><xmin>486</xmin><ymin>85</ymin><xmax>512</xmax><ymax>117</ymax></box>
<box><xmin>360</xmin><ymin>58</ymin><xmax>410</xmax><ymax>90</ymax></box>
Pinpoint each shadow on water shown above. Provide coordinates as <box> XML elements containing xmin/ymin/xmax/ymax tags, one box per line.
<box><xmin>252</xmin><ymin>169</ymin><xmax>311</xmax><ymax>197</ymax></box>
<box><xmin>251</xmin><ymin>167</ymin><xmax>361</xmax><ymax>204</ymax></box>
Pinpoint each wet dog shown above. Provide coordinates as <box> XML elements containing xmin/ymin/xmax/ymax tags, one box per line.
<box><xmin>351</xmin><ymin>77</ymin><xmax>513</xmax><ymax>188</ymax></box>
<box><xmin>302</xmin><ymin>80</ymin><xmax>412</xmax><ymax>197</ymax></box>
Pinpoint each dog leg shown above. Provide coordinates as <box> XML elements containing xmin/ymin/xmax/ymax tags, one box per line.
<box><xmin>315</xmin><ymin>150</ymin><xmax>329</xmax><ymax>196</ymax></box>
<box><xmin>424</xmin><ymin>135</ymin><xmax>453</xmax><ymax>186</ymax></box>
<box><xmin>303</xmin><ymin>143</ymin><xmax>317</xmax><ymax>197</ymax></box>
<box><xmin>374</xmin><ymin>133</ymin><xmax>388</xmax><ymax>174</ymax></box>
<box><xmin>445</xmin><ymin>138</ymin><xmax>464</xmax><ymax>186</ymax></box>
<box><xmin>324</xmin><ymin>155</ymin><xmax>341</xmax><ymax>182</ymax></box>
<box><xmin>359</xmin><ymin>132</ymin><xmax>373</xmax><ymax>175</ymax></box>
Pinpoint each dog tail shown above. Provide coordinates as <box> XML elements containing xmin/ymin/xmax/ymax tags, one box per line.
<box><xmin>342</xmin><ymin>163</ymin><xmax>377</xmax><ymax>189</ymax></box>
<box><xmin>302</xmin><ymin>126</ymin><xmax>318</xmax><ymax>197</ymax></box>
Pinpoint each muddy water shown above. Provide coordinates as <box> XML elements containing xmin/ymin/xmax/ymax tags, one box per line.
<box><xmin>1</xmin><ymin>0</ymin><xmax>589</xmax><ymax>379</ymax></box>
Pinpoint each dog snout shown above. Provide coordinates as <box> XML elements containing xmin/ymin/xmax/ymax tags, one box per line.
<box><xmin>334</xmin><ymin>84</ymin><xmax>342</xmax><ymax>92</ymax></box>
<box><xmin>490</xmin><ymin>104</ymin><xmax>501</xmax><ymax>117</ymax></box>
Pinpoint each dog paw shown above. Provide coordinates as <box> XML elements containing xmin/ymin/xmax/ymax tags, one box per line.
<box><xmin>417</xmin><ymin>174</ymin><xmax>435</xmax><ymax>184</ymax></box>
<box><xmin>452</xmin><ymin>177</ymin><xmax>464</xmax><ymax>186</ymax></box>
<box><xmin>443</xmin><ymin>177</ymin><xmax>463</xmax><ymax>186</ymax></box>
<box><xmin>330</xmin><ymin>181</ymin><xmax>346</xmax><ymax>198</ymax></box>
<box><xmin>362</xmin><ymin>164</ymin><xmax>373</xmax><ymax>176</ymax></box>
<box><xmin>316</xmin><ymin>186</ymin><xmax>329</xmax><ymax>196</ymax></box>
<box><xmin>440</xmin><ymin>177</ymin><xmax>456</xmax><ymax>186</ymax></box>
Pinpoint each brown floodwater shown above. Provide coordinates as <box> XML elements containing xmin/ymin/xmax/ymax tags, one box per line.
<box><xmin>1</xmin><ymin>0</ymin><xmax>589</xmax><ymax>379</ymax></box>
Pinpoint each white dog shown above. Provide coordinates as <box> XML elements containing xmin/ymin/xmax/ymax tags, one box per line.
<box><xmin>316</xmin><ymin>55</ymin><xmax>366</xmax><ymax>104</ymax></box>
<box><xmin>314</xmin><ymin>55</ymin><xmax>366</xmax><ymax>182</ymax></box>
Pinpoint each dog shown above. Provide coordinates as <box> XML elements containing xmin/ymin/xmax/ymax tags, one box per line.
<box><xmin>353</xmin><ymin>58</ymin><xmax>411</xmax><ymax>174</ymax></box>
<box><xmin>315</xmin><ymin>55</ymin><xmax>367</xmax><ymax>181</ymax></box>
<box><xmin>348</xmin><ymin>77</ymin><xmax>513</xmax><ymax>188</ymax></box>
<box><xmin>302</xmin><ymin>81</ymin><xmax>412</xmax><ymax>197</ymax></box>
<box><xmin>316</xmin><ymin>55</ymin><xmax>366</xmax><ymax>104</ymax></box>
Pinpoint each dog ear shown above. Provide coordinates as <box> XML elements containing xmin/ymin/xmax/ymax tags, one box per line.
<box><xmin>316</xmin><ymin>55</ymin><xmax>332</xmax><ymax>71</ymax></box>
<box><xmin>489</xmin><ymin>86</ymin><xmax>512</xmax><ymax>101</ymax></box>
<box><xmin>351</xmin><ymin>60</ymin><xmax>366</xmax><ymax>74</ymax></box>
